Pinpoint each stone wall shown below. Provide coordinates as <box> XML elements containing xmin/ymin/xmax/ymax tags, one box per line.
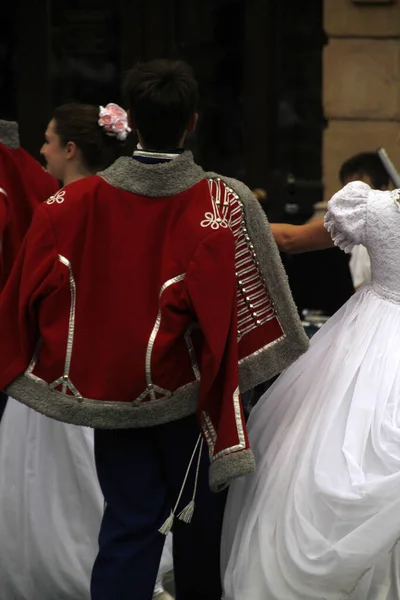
<box><xmin>322</xmin><ymin>0</ymin><xmax>400</xmax><ymax>203</ymax></box>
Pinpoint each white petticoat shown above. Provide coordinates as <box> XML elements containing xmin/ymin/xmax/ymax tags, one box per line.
<box><xmin>0</xmin><ymin>399</ymin><xmax>172</xmax><ymax>599</ymax></box>
<box><xmin>222</xmin><ymin>285</ymin><xmax>400</xmax><ymax>600</ymax></box>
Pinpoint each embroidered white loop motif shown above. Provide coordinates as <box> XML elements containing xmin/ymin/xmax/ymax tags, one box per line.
<box><xmin>200</xmin><ymin>211</ymin><xmax>229</xmax><ymax>230</ymax></box>
<box><xmin>46</xmin><ymin>190</ymin><xmax>66</xmax><ymax>205</ymax></box>
<box><xmin>201</xmin><ymin>179</ymin><xmax>231</xmax><ymax>229</ymax></box>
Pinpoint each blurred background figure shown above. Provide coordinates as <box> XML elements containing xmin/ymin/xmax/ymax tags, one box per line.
<box><xmin>260</xmin><ymin>152</ymin><xmax>390</xmax><ymax>333</ymax></box>
<box><xmin>252</xmin><ymin>188</ymin><xmax>267</xmax><ymax>204</ymax></box>
<box><xmin>265</xmin><ymin>168</ymin><xmax>354</xmax><ymax>322</ymax></box>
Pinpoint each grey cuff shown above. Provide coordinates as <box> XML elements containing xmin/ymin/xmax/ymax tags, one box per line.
<box><xmin>209</xmin><ymin>448</ymin><xmax>255</xmax><ymax>493</ymax></box>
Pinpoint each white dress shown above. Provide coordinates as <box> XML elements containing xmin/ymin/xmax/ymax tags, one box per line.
<box><xmin>0</xmin><ymin>399</ymin><xmax>173</xmax><ymax>599</ymax></box>
<box><xmin>350</xmin><ymin>244</ymin><xmax>371</xmax><ymax>289</ymax></box>
<box><xmin>222</xmin><ymin>182</ymin><xmax>400</xmax><ymax>600</ymax></box>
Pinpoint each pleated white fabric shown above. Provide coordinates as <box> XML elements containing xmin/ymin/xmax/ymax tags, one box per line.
<box><xmin>0</xmin><ymin>399</ymin><xmax>102</xmax><ymax>599</ymax></box>
<box><xmin>0</xmin><ymin>399</ymin><xmax>173</xmax><ymax>599</ymax></box>
<box><xmin>222</xmin><ymin>182</ymin><xmax>400</xmax><ymax>600</ymax></box>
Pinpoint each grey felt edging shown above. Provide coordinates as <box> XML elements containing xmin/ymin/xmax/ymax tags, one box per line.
<box><xmin>6</xmin><ymin>375</ymin><xmax>199</xmax><ymax>429</ymax></box>
<box><xmin>0</xmin><ymin>120</ymin><xmax>19</xmax><ymax>149</ymax></box>
<box><xmin>209</xmin><ymin>449</ymin><xmax>256</xmax><ymax>493</ymax></box>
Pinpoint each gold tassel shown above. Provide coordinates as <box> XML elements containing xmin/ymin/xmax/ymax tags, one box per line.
<box><xmin>159</xmin><ymin>435</ymin><xmax>203</xmax><ymax>535</ymax></box>
<box><xmin>177</xmin><ymin>438</ymin><xmax>203</xmax><ymax>525</ymax></box>
<box><xmin>158</xmin><ymin>512</ymin><xmax>175</xmax><ymax>536</ymax></box>
<box><xmin>177</xmin><ymin>500</ymin><xmax>195</xmax><ymax>524</ymax></box>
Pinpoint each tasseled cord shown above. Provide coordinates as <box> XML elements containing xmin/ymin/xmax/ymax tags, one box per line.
<box><xmin>159</xmin><ymin>434</ymin><xmax>204</xmax><ymax>535</ymax></box>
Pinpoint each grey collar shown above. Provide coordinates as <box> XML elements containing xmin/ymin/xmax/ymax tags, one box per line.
<box><xmin>0</xmin><ymin>120</ymin><xmax>19</xmax><ymax>149</ymax></box>
<box><xmin>98</xmin><ymin>151</ymin><xmax>205</xmax><ymax>197</ymax></box>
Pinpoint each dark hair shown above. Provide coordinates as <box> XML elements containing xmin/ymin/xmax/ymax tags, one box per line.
<box><xmin>53</xmin><ymin>103</ymin><xmax>122</xmax><ymax>172</ymax></box>
<box><xmin>123</xmin><ymin>59</ymin><xmax>199</xmax><ymax>150</ymax></box>
<box><xmin>339</xmin><ymin>152</ymin><xmax>389</xmax><ymax>190</ymax></box>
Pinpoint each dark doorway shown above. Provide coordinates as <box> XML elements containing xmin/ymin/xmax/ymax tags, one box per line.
<box><xmin>12</xmin><ymin>0</ymin><xmax>324</xmax><ymax>200</ymax></box>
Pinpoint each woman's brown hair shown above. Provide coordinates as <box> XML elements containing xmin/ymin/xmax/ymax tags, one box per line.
<box><xmin>53</xmin><ymin>103</ymin><xmax>123</xmax><ymax>172</ymax></box>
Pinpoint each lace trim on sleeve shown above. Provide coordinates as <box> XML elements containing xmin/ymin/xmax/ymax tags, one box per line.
<box><xmin>324</xmin><ymin>181</ymin><xmax>370</xmax><ymax>253</ymax></box>
<box><xmin>324</xmin><ymin>211</ymin><xmax>355</xmax><ymax>253</ymax></box>
<box><xmin>391</xmin><ymin>189</ymin><xmax>400</xmax><ymax>211</ymax></box>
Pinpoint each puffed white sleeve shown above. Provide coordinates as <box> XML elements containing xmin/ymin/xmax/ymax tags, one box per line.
<box><xmin>324</xmin><ymin>181</ymin><xmax>370</xmax><ymax>253</ymax></box>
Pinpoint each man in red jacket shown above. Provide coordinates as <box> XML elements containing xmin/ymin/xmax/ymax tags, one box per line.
<box><xmin>0</xmin><ymin>60</ymin><xmax>308</xmax><ymax>600</ymax></box>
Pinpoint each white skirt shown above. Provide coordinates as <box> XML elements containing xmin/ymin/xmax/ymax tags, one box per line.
<box><xmin>222</xmin><ymin>285</ymin><xmax>400</xmax><ymax>600</ymax></box>
<box><xmin>0</xmin><ymin>399</ymin><xmax>173</xmax><ymax>599</ymax></box>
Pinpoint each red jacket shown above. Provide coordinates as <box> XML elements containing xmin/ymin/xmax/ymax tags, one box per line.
<box><xmin>0</xmin><ymin>152</ymin><xmax>308</xmax><ymax>490</ymax></box>
<box><xmin>0</xmin><ymin>121</ymin><xmax>58</xmax><ymax>288</ymax></box>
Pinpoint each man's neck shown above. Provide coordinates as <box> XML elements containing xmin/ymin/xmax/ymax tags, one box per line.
<box><xmin>136</xmin><ymin>143</ymin><xmax>184</xmax><ymax>154</ymax></box>
<box><xmin>133</xmin><ymin>146</ymin><xmax>184</xmax><ymax>165</ymax></box>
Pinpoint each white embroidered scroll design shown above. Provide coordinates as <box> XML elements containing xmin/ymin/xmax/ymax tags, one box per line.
<box><xmin>46</xmin><ymin>190</ymin><xmax>66</xmax><ymax>205</ymax></box>
<box><xmin>201</xmin><ymin>178</ymin><xmax>230</xmax><ymax>229</ymax></box>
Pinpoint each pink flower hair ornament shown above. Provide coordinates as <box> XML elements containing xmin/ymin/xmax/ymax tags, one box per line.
<box><xmin>98</xmin><ymin>103</ymin><xmax>132</xmax><ymax>141</ymax></box>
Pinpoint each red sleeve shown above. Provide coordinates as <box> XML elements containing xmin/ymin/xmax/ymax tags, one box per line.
<box><xmin>0</xmin><ymin>148</ymin><xmax>12</xmax><ymax>239</ymax></box>
<box><xmin>185</xmin><ymin>228</ymin><xmax>253</xmax><ymax>491</ymax></box>
<box><xmin>11</xmin><ymin>147</ymin><xmax>59</xmax><ymax>202</ymax></box>
<box><xmin>0</xmin><ymin>190</ymin><xmax>8</xmax><ymax>288</ymax></box>
<box><xmin>0</xmin><ymin>188</ymin><xmax>8</xmax><ymax>239</ymax></box>
<box><xmin>0</xmin><ymin>205</ymin><xmax>61</xmax><ymax>389</ymax></box>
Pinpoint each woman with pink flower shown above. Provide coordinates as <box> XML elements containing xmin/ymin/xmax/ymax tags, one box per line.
<box><xmin>41</xmin><ymin>102</ymin><xmax>130</xmax><ymax>185</ymax></box>
<box><xmin>0</xmin><ymin>102</ymin><xmax>173</xmax><ymax>600</ymax></box>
